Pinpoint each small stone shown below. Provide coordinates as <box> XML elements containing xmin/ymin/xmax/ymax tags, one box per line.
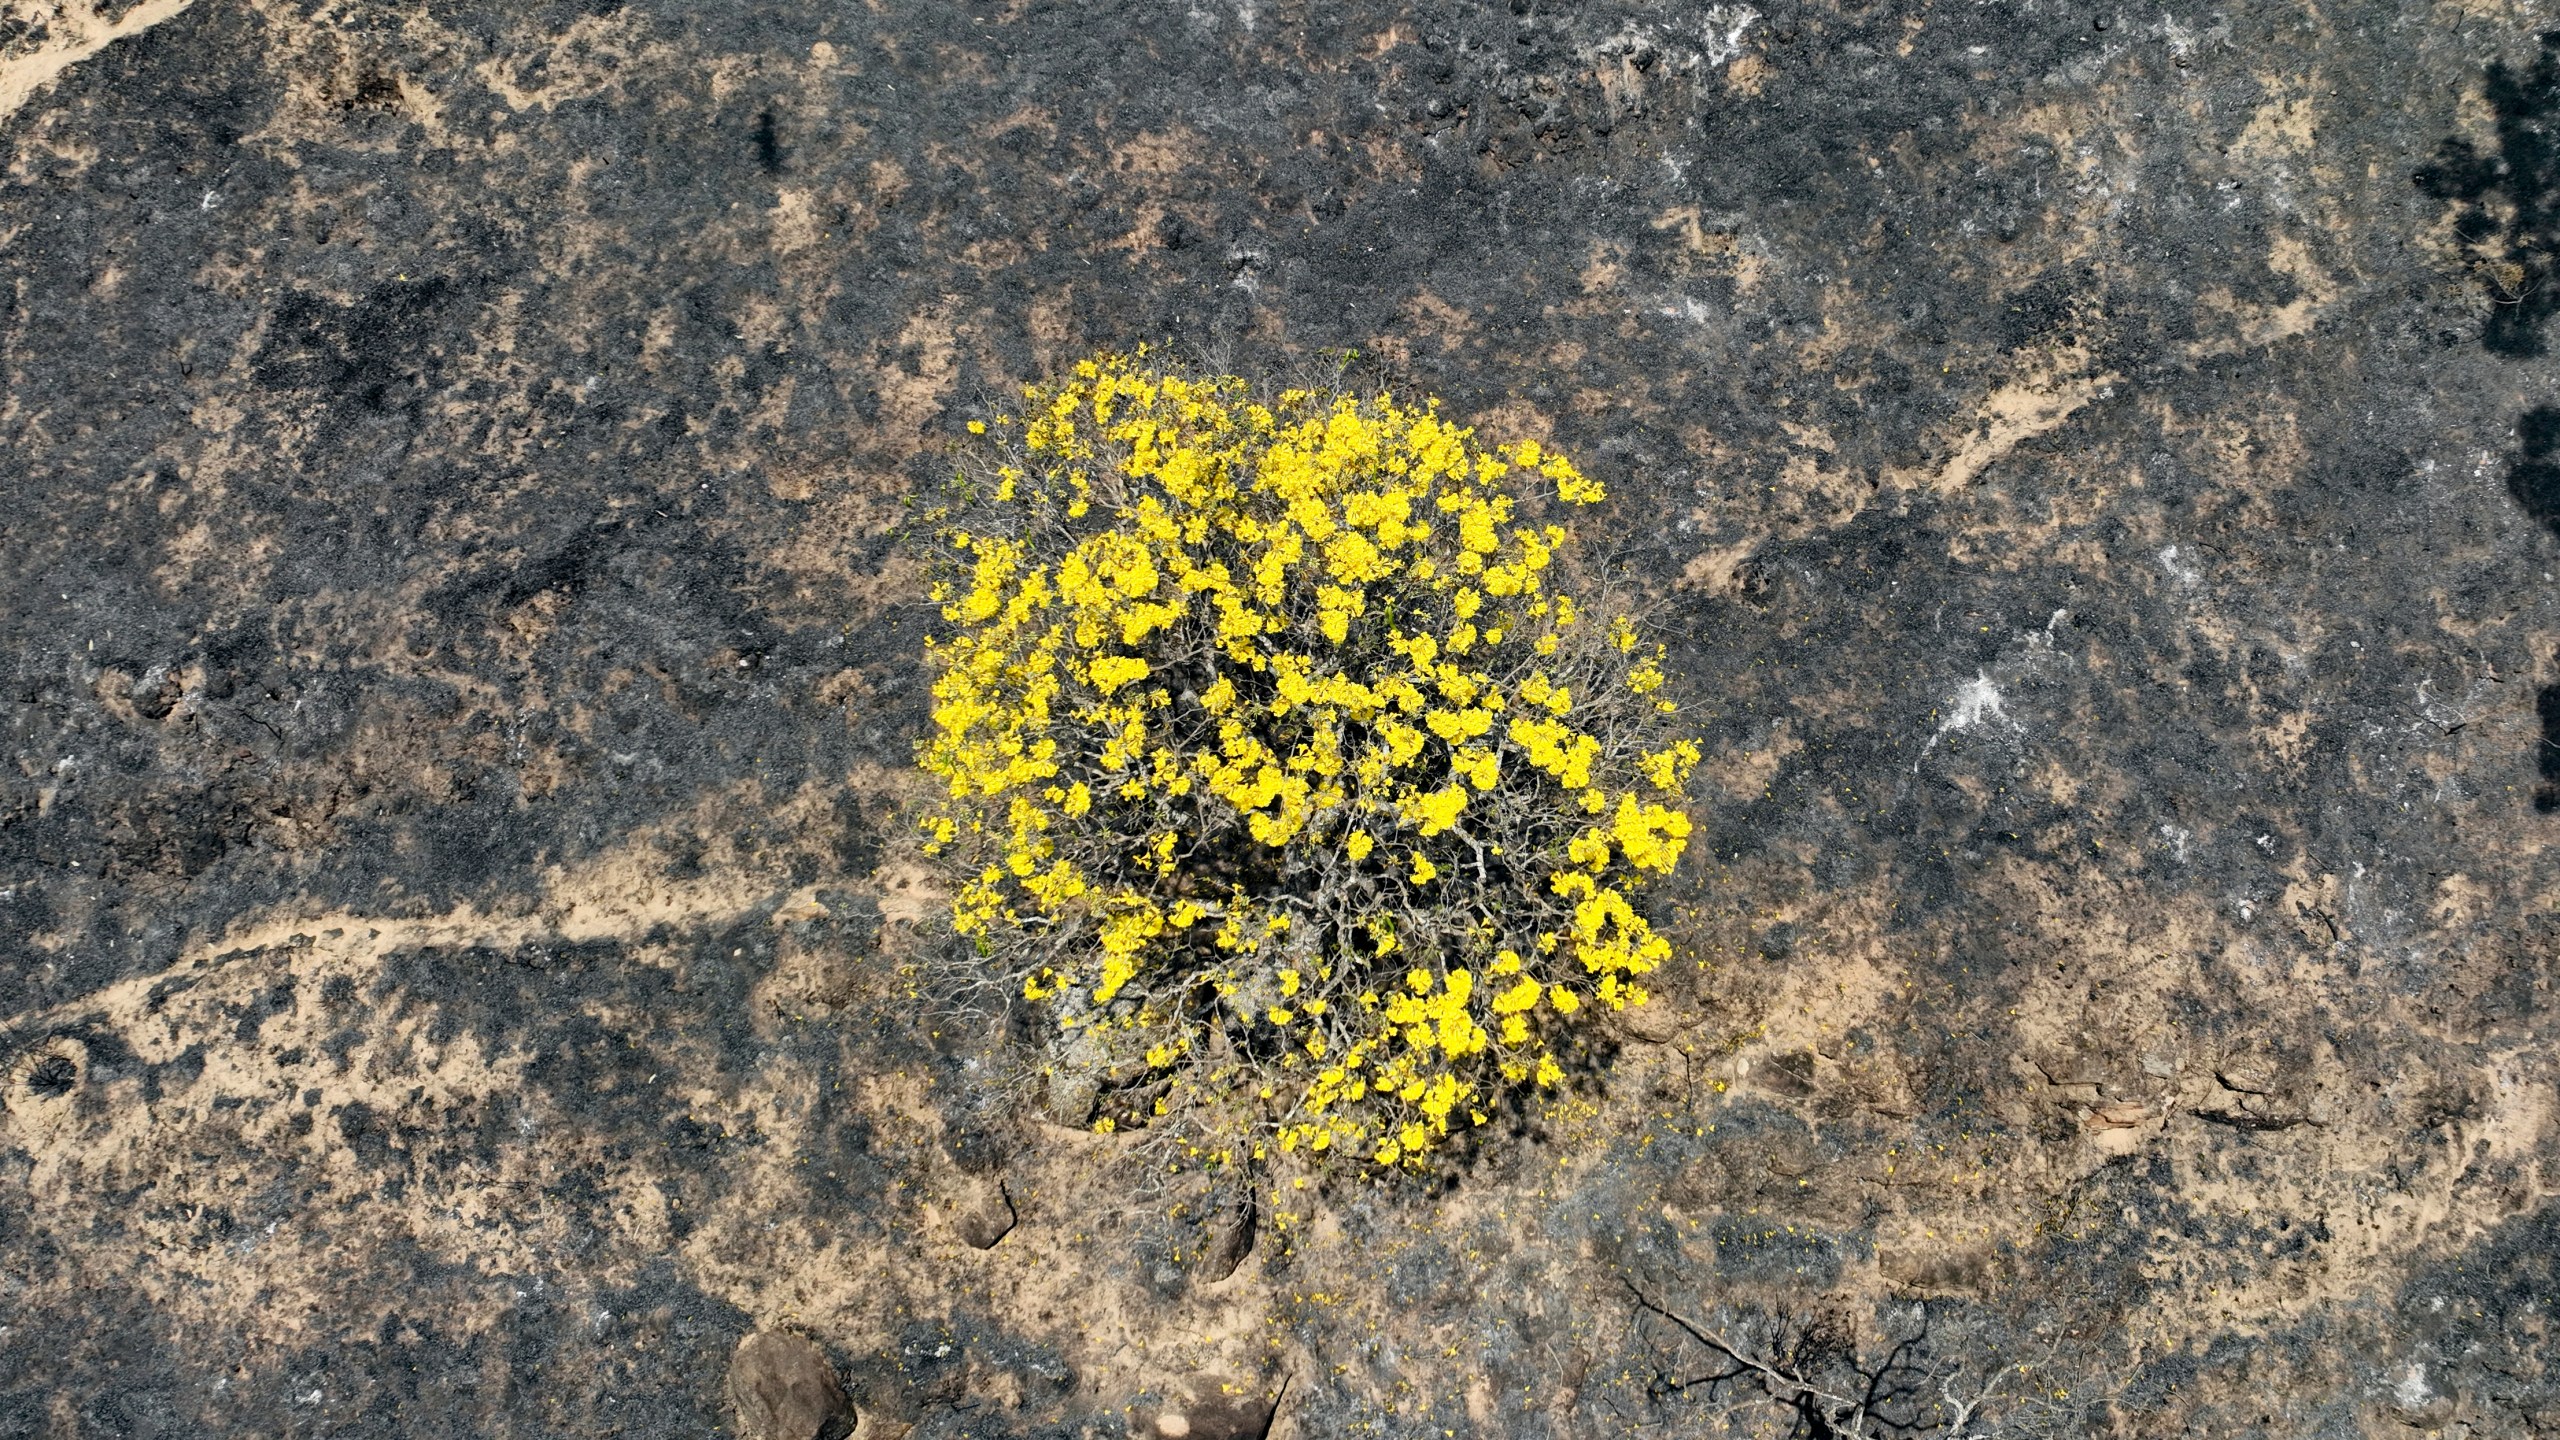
<box><xmin>1043</xmin><ymin>1070</ymin><xmax>1099</xmax><ymax>1128</ymax></box>
<box><xmin>2215</xmin><ymin>1066</ymin><xmax>2274</xmax><ymax>1095</ymax></box>
<box><xmin>2191</xmin><ymin>1097</ymin><xmax>2309</xmax><ymax>1131</ymax></box>
<box><xmin>2086</xmin><ymin>1102</ymin><xmax>2148</xmax><ymax>1156</ymax></box>
<box><xmin>728</xmin><ymin>1332</ymin><xmax>854</xmax><ymax>1440</ymax></box>
<box><xmin>954</xmin><ymin>1180</ymin><xmax>1016</xmax><ymax>1250</ymax></box>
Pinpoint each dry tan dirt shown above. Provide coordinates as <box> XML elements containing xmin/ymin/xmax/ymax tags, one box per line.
<box><xmin>2</xmin><ymin>2</ymin><xmax>2558</xmax><ymax>1436</ymax></box>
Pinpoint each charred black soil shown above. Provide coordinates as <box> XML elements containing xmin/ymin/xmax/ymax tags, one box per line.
<box><xmin>3</xmin><ymin>2</ymin><xmax>2557</xmax><ymax>1436</ymax></box>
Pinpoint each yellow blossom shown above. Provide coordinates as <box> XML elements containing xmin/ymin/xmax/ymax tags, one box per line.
<box><xmin>917</xmin><ymin>348</ymin><xmax>1703</xmax><ymax>1172</ymax></box>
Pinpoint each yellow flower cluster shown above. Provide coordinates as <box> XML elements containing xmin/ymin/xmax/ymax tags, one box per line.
<box><xmin>918</xmin><ymin>350</ymin><xmax>1702</xmax><ymax>1169</ymax></box>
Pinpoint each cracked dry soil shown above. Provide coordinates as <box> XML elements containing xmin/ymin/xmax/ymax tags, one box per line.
<box><xmin>4</xmin><ymin>1</ymin><xmax>2560</xmax><ymax>1436</ymax></box>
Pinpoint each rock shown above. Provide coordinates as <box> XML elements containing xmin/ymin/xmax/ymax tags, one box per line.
<box><xmin>953</xmin><ymin>1179</ymin><xmax>1016</xmax><ymax>1250</ymax></box>
<box><xmin>1041</xmin><ymin>1063</ymin><xmax>1100</xmax><ymax>1128</ymax></box>
<box><xmin>1198</xmin><ymin>1193</ymin><xmax>1256</xmax><ymax>1282</ymax></box>
<box><xmin>2192</xmin><ymin>1098</ymin><xmax>2310</xmax><ymax>1131</ymax></box>
<box><xmin>728</xmin><ymin>1332</ymin><xmax>854</xmax><ymax>1440</ymax></box>
<box><xmin>2083</xmin><ymin>1101</ymin><xmax>2153</xmax><ymax>1155</ymax></box>
<box><xmin>2195</xmin><ymin>1070</ymin><xmax>2312</xmax><ymax>1130</ymax></box>
<box><xmin>2214</xmin><ymin>1065</ymin><xmax>2276</xmax><ymax>1095</ymax></box>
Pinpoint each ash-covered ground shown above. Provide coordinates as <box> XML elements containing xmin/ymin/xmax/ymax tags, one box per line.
<box><xmin>3</xmin><ymin>1</ymin><xmax>2557</xmax><ymax>1436</ymax></box>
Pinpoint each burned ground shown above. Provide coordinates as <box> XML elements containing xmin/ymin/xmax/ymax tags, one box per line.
<box><xmin>3</xmin><ymin>1</ymin><xmax>2558</xmax><ymax>1436</ymax></box>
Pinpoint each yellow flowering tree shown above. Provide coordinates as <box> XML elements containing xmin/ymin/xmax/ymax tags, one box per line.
<box><xmin>916</xmin><ymin>350</ymin><xmax>1702</xmax><ymax>1170</ymax></box>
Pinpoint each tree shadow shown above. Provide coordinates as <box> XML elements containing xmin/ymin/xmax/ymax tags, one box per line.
<box><xmin>2416</xmin><ymin>32</ymin><xmax>2560</xmax><ymax>357</ymax></box>
<box><xmin>2510</xmin><ymin>410</ymin><xmax>2560</xmax><ymax>810</ymax></box>
<box><xmin>2417</xmin><ymin>36</ymin><xmax>2560</xmax><ymax>810</ymax></box>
